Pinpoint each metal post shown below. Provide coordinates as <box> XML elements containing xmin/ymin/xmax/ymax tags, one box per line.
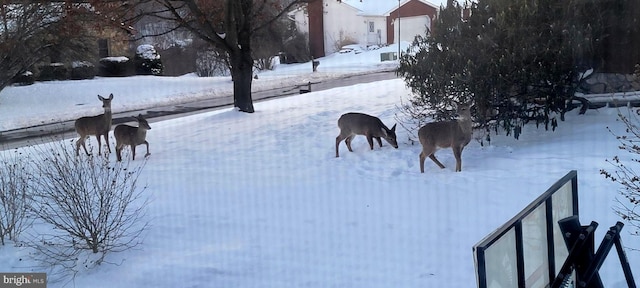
<box><xmin>398</xmin><ymin>0</ymin><xmax>401</xmax><ymax>59</ymax></box>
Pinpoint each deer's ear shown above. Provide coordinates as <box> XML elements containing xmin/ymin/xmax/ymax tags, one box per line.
<box><xmin>391</xmin><ymin>124</ymin><xmax>397</xmax><ymax>131</ymax></box>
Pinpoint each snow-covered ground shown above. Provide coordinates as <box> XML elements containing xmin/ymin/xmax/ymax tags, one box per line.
<box><xmin>1</xmin><ymin>43</ymin><xmax>639</xmax><ymax>288</ymax></box>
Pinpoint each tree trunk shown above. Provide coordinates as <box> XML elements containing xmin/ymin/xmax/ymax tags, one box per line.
<box><xmin>230</xmin><ymin>48</ymin><xmax>255</xmax><ymax>113</ymax></box>
<box><xmin>226</xmin><ymin>0</ymin><xmax>255</xmax><ymax>113</ymax></box>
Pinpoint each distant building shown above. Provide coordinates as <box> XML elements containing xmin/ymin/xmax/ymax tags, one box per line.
<box><xmin>291</xmin><ymin>0</ymin><xmax>439</xmax><ymax>58</ymax></box>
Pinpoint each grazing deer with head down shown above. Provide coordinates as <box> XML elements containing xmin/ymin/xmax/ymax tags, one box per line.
<box><xmin>335</xmin><ymin>112</ymin><xmax>398</xmax><ymax>157</ymax></box>
<box><xmin>75</xmin><ymin>93</ymin><xmax>114</xmax><ymax>156</ymax></box>
<box><xmin>114</xmin><ymin>114</ymin><xmax>151</xmax><ymax>161</ymax></box>
<box><xmin>418</xmin><ymin>103</ymin><xmax>473</xmax><ymax>173</ymax></box>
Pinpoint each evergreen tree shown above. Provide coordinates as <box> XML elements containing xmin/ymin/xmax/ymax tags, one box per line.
<box><xmin>397</xmin><ymin>0</ymin><xmax>597</xmax><ymax>139</ymax></box>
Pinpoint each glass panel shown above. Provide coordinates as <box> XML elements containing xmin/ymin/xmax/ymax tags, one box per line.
<box><xmin>485</xmin><ymin>228</ymin><xmax>518</xmax><ymax>288</ymax></box>
<box><xmin>552</xmin><ymin>182</ymin><xmax>574</xmax><ymax>274</ymax></box>
<box><xmin>523</xmin><ymin>203</ymin><xmax>549</xmax><ymax>288</ymax></box>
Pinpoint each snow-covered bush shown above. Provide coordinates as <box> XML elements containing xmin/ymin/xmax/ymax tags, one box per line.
<box><xmin>98</xmin><ymin>56</ymin><xmax>134</xmax><ymax>77</ymax></box>
<box><xmin>134</xmin><ymin>44</ymin><xmax>163</xmax><ymax>76</ymax></box>
<box><xmin>70</xmin><ymin>61</ymin><xmax>96</xmax><ymax>80</ymax></box>
<box><xmin>12</xmin><ymin>71</ymin><xmax>34</xmax><ymax>86</ymax></box>
<box><xmin>37</xmin><ymin>63</ymin><xmax>69</xmax><ymax>81</ymax></box>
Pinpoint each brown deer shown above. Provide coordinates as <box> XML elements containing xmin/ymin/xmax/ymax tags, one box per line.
<box><xmin>114</xmin><ymin>114</ymin><xmax>151</xmax><ymax>161</ymax></box>
<box><xmin>418</xmin><ymin>103</ymin><xmax>473</xmax><ymax>173</ymax></box>
<box><xmin>335</xmin><ymin>112</ymin><xmax>398</xmax><ymax>157</ymax></box>
<box><xmin>74</xmin><ymin>94</ymin><xmax>114</xmax><ymax>156</ymax></box>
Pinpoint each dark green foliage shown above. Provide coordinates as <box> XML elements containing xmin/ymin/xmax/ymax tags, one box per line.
<box><xmin>70</xmin><ymin>61</ymin><xmax>96</xmax><ymax>80</ymax></box>
<box><xmin>135</xmin><ymin>58</ymin><xmax>163</xmax><ymax>76</ymax></box>
<box><xmin>279</xmin><ymin>30</ymin><xmax>311</xmax><ymax>64</ymax></box>
<box><xmin>12</xmin><ymin>71</ymin><xmax>35</xmax><ymax>86</ymax></box>
<box><xmin>36</xmin><ymin>63</ymin><xmax>69</xmax><ymax>81</ymax></box>
<box><xmin>253</xmin><ymin>17</ymin><xmax>310</xmax><ymax>70</ymax></box>
<box><xmin>134</xmin><ymin>45</ymin><xmax>163</xmax><ymax>76</ymax></box>
<box><xmin>98</xmin><ymin>57</ymin><xmax>134</xmax><ymax>77</ymax></box>
<box><xmin>397</xmin><ymin>0</ymin><xmax>599</xmax><ymax>139</ymax></box>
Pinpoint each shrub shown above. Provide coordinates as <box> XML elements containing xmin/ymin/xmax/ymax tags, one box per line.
<box><xmin>157</xmin><ymin>46</ymin><xmax>197</xmax><ymax>76</ymax></box>
<box><xmin>0</xmin><ymin>149</ymin><xmax>32</xmax><ymax>246</ymax></box>
<box><xmin>26</xmin><ymin>142</ymin><xmax>149</xmax><ymax>275</ymax></box>
<box><xmin>98</xmin><ymin>56</ymin><xmax>134</xmax><ymax>77</ymax></box>
<box><xmin>396</xmin><ymin>0</ymin><xmax>593</xmax><ymax>141</ymax></box>
<box><xmin>279</xmin><ymin>31</ymin><xmax>311</xmax><ymax>64</ymax></box>
<box><xmin>37</xmin><ymin>63</ymin><xmax>69</xmax><ymax>81</ymax></box>
<box><xmin>12</xmin><ymin>71</ymin><xmax>35</xmax><ymax>86</ymax></box>
<box><xmin>196</xmin><ymin>49</ymin><xmax>229</xmax><ymax>77</ymax></box>
<box><xmin>332</xmin><ymin>32</ymin><xmax>357</xmax><ymax>53</ymax></box>
<box><xmin>70</xmin><ymin>61</ymin><xmax>96</xmax><ymax>80</ymax></box>
<box><xmin>134</xmin><ymin>44</ymin><xmax>163</xmax><ymax>76</ymax></box>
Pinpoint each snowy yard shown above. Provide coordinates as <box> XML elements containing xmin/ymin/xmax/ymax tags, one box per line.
<box><xmin>0</xmin><ymin>43</ymin><xmax>639</xmax><ymax>287</ymax></box>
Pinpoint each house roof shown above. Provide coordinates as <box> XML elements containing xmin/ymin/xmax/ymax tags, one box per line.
<box><xmin>341</xmin><ymin>0</ymin><xmax>440</xmax><ymax>17</ymax></box>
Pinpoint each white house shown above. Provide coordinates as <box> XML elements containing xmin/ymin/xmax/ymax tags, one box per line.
<box><xmin>291</xmin><ymin>0</ymin><xmax>440</xmax><ymax>58</ymax></box>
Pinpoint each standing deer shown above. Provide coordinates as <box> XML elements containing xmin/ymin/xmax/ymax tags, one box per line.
<box><xmin>418</xmin><ymin>103</ymin><xmax>473</xmax><ymax>173</ymax></box>
<box><xmin>114</xmin><ymin>114</ymin><xmax>151</xmax><ymax>161</ymax></box>
<box><xmin>335</xmin><ymin>112</ymin><xmax>398</xmax><ymax>157</ymax></box>
<box><xmin>75</xmin><ymin>93</ymin><xmax>114</xmax><ymax>156</ymax></box>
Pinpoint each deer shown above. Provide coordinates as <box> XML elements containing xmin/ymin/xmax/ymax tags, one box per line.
<box><xmin>74</xmin><ymin>93</ymin><xmax>114</xmax><ymax>156</ymax></box>
<box><xmin>114</xmin><ymin>114</ymin><xmax>151</xmax><ymax>161</ymax></box>
<box><xmin>335</xmin><ymin>112</ymin><xmax>398</xmax><ymax>157</ymax></box>
<box><xmin>418</xmin><ymin>103</ymin><xmax>473</xmax><ymax>173</ymax></box>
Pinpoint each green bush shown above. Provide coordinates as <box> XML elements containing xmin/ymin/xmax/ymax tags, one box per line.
<box><xmin>396</xmin><ymin>0</ymin><xmax>596</xmax><ymax>140</ymax></box>
<box><xmin>134</xmin><ymin>45</ymin><xmax>163</xmax><ymax>76</ymax></box>
<box><xmin>37</xmin><ymin>63</ymin><xmax>69</xmax><ymax>81</ymax></box>
<box><xmin>98</xmin><ymin>57</ymin><xmax>134</xmax><ymax>77</ymax></box>
<box><xmin>70</xmin><ymin>61</ymin><xmax>96</xmax><ymax>80</ymax></box>
<box><xmin>12</xmin><ymin>71</ymin><xmax>35</xmax><ymax>86</ymax></box>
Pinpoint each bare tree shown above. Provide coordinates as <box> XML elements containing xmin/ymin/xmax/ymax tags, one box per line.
<box><xmin>601</xmin><ymin>108</ymin><xmax>640</xmax><ymax>240</ymax></box>
<box><xmin>132</xmin><ymin>0</ymin><xmax>310</xmax><ymax>113</ymax></box>
<box><xmin>0</xmin><ymin>2</ymin><xmax>61</xmax><ymax>91</ymax></box>
<box><xmin>0</xmin><ymin>1</ymin><xmax>134</xmax><ymax>92</ymax></box>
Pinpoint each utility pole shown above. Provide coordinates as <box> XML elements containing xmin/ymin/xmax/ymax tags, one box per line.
<box><xmin>397</xmin><ymin>0</ymin><xmax>401</xmax><ymax>59</ymax></box>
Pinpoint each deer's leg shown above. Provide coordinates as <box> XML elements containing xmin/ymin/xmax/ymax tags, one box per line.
<box><xmin>375</xmin><ymin>137</ymin><xmax>383</xmax><ymax>148</ymax></box>
<box><xmin>419</xmin><ymin>152</ymin><xmax>427</xmax><ymax>173</ymax></box>
<box><xmin>345</xmin><ymin>135</ymin><xmax>355</xmax><ymax>152</ymax></box>
<box><xmin>336</xmin><ymin>134</ymin><xmax>345</xmax><ymax>157</ymax></box>
<box><xmin>131</xmin><ymin>145</ymin><xmax>137</xmax><ymax>160</ymax></box>
<box><xmin>104</xmin><ymin>132</ymin><xmax>111</xmax><ymax>153</ymax></box>
<box><xmin>95</xmin><ymin>135</ymin><xmax>102</xmax><ymax>155</ymax></box>
<box><xmin>144</xmin><ymin>141</ymin><xmax>151</xmax><ymax>157</ymax></box>
<box><xmin>116</xmin><ymin>145</ymin><xmax>123</xmax><ymax>162</ymax></box>
<box><xmin>76</xmin><ymin>136</ymin><xmax>88</xmax><ymax>156</ymax></box>
<box><xmin>453</xmin><ymin>147</ymin><xmax>463</xmax><ymax>172</ymax></box>
<box><xmin>421</xmin><ymin>143</ymin><xmax>445</xmax><ymax>170</ymax></box>
<box><xmin>366</xmin><ymin>135</ymin><xmax>374</xmax><ymax>150</ymax></box>
<box><xmin>429</xmin><ymin>154</ymin><xmax>446</xmax><ymax>169</ymax></box>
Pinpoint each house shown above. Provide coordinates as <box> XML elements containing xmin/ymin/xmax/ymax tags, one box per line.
<box><xmin>293</xmin><ymin>0</ymin><xmax>439</xmax><ymax>58</ymax></box>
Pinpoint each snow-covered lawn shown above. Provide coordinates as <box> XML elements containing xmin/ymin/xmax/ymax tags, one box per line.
<box><xmin>0</xmin><ymin>44</ymin><xmax>638</xmax><ymax>287</ymax></box>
